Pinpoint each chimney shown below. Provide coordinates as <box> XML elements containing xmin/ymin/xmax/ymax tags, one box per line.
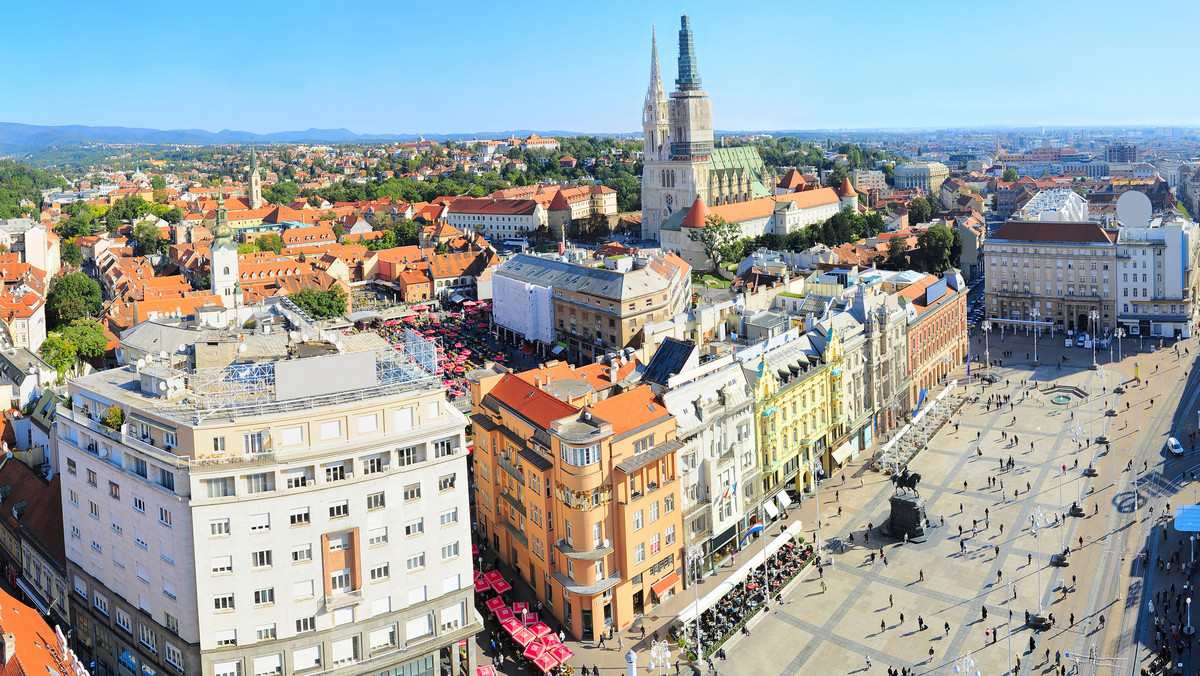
<box><xmin>1</xmin><ymin>632</ymin><xmax>15</xmax><ymax>666</ymax></box>
<box><xmin>608</xmin><ymin>358</ymin><xmax>619</xmax><ymax>383</ymax></box>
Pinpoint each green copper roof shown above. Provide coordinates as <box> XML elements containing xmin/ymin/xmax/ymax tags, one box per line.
<box><xmin>676</xmin><ymin>15</ymin><xmax>701</xmax><ymax>91</ymax></box>
<box><xmin>709</xmin><ymin>147</ymin><xmax>770</xmax><ymax>198</ymax></box>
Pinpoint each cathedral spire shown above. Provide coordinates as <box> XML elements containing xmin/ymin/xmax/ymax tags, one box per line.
<box><xmin>676</xmin><ymin>14</ymin><xmax>701</xmax><ymax>91</ymax></box>
<box><xmin>645</xmin><ymin>24</ymin><xmax>666</xmax><ymax>111</ymax></box>
<box><xmin>650</xmin><ymin>23</ymin><xmax>661</xmax><ymax>87</ymax></box>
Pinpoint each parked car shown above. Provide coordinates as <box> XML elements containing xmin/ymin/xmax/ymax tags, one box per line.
<box><xmin>1167</xmin><ymin>437</ymin><xmax>1185</xmax><ymax>456</ymax></box>
<box><xmin>1075</xmin><ymin>334</ymin><xmax>1087</xmax><ymax>347</ymax></box>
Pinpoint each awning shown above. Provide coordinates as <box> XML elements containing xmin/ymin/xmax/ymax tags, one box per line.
<box><xmin>763</xmin><ymin>500</ymin><xmax>780</xmax><ymax>519</ymax></box>
<box><xmin>650</xmin><ymin>571</ymin><xmax>680</xmax><ymax>598</ymax></box>
<box><xmin>551</xmin><ymin>345</ymin><xmax>566</xmax><ymax>355</ymax></box>
<box><xmin>832</xmin><ymin>442</ymin><xmax>855</xmax><ymax>465</ymax></box>
<box><xmin>15</xmin><ymin>578</ymin><xmax>49</xmax><ymax>615</ymax></box>
<box><xmin>450</xmin><ymin>294</ymin><xmax>467</xmax><ymax>304</ymax></box>
<box><xmin>775</xmin><ymin>494</ymin><xmax>792</xmax><ymax>515</ymax></box>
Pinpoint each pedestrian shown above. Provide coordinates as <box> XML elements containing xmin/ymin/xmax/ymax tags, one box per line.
<box><xmin>1055</xmin><ymin>650</ymin><xmax>1061</xmax><ymax>665</ymax></box>
<box><xmin>641</xmin><ymin>625</ymin><xmax>646</xmax><ymax>639</ymax></box>
<box><xmin>1028</xmin><ymin>553</ymin><xmax>1032</xmax><ymax>565</ymax></box>
<box><xmin>618</xmin><ymin>636</ymin><xmax>623</xmax><ymax>651</ymax></box>
<box><xmin>929</xmin><ymin>645</ymin><xmax>935</xmax><ymax>659</ymax></box>
<box><xmin>821</xmin><ymin>580</ymin><xmax>827</xmax><ymax>593</ymax></box>
<box><xmin>1029</xmin><ymin>636</ymin><xmax>1036</xmax><ymax>652</ymax></box>
<box><xmin>919</xmin><ymin>569</ymin><xmax>924</xmax><ymax>582</ymax></box>
<box><xmin>999</xmin><ymin>523</ymin><xmax>1004</xmax><ymax>534</ymax></box>
<box><xmin>985</xmin><ymin>628</ymin><xmax>991</xmax><ymax>643</ymax></box>
<box><xmin>900</xmin><ymin>612</ymin><xmax>904</xmax><ymax>625</ymax></box>
<box><xmin>889</xmin><ymin>593</ymin><xmax>894</xmax><ymax>607</ymax></box>
<box><xmin>904</xmin><ymin>532</ymin><xmax>909</xmax><ymax>544</ymax></box>
<box><xmin>982</xmin><ymin>605</ymin><xmax>988</xmax><ymax>620</ymax></box>
<box><xmin>881</xmin><ymin>619</ymin><xmax>886</xmax><ymax>632</ymax></box>
<box><xmin>995</xmin><ymin>545</ymin><xmax>1000</xmax><ymax>556</ymax></box>
<box><xmin>945</xmin><ymin>621</ymin><xmax>950</xmax><ymax>636</ymax></box>
<box><xmin>1045</xmin><ymin>648</ymin><xmax>1050</xmax><ymax>663</ymax></box>
<box><xmin>1070</xmin><ymin>613</ymin><xmax>1074</xmax><ymax>627</ymax></box>
<box><xmin>598</xmin><ymin>634</ymin><xmax>606</xmax><ymax>649</ymax></box>
<box><xmin>1012</xmin><ymin>585</ymin><xmax>1017</xmax><ymax>600</ymax></box>
<box><xmin>1099</xmin><ymin>614</ymin><xmax>1105</xmax><ymax>627</ymax></box>
<box><xmin>838</xmin><ymin>506</ymin><xmax>842</xmax><ymax>517</ymax></box>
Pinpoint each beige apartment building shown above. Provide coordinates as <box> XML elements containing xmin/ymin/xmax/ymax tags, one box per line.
<box><xmin>60</xmin><ymin>302</ymin><xmax>479</xmax><ymax>676</ymax></box>
<box><xmin>894</xmin><ymin>161</ymin><xmax>949</xmax><ymax>197</ymax></box>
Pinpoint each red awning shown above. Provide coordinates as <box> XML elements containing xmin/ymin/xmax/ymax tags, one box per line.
<box><xmin>651</xmin><ymin>571</ymin><xmax>680</xmax><ymax>598</ymax></box>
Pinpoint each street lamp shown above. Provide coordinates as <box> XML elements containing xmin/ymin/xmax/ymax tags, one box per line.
<box><xmin>952</xmin><ymin>652</ymin><xmax>979</xmax><ymax>676</ymax></box>
<box><xmin>1116</xmin><ymin>328</ymin><xmax>1125</xmax><ymax>362</ymax></box>
<box><xmin>1031</xmin><ymin>308</ymin><xmax>1041</xmax><ymax>365</ymax></box>
<box><xmin>1187</xmin><ymin>598</ymin><xmax>1195</xmax><ymax>637</ymax></box>
<box><xmin>648</xmin><ymin>639</ymin><xmax>672</xmax><ymax>676</ymax></box>
<box><xmin>686</xmin><ymin>544</ymin><xmax>704</xmax><ymax>660</ymax></box>
<box><xmin>1030</xmin><ymin>508</ymin><xmax>1047</xmax><ymax>614</ymax></box>
<box><xmin>982</xmin><ymin>320</ymin><xmax>992</xmax><ymax>380</ymax></box>
<box><xmin>1089</xmin><ymin>310</ymin><xmax>1099</xmax><ymax>368</ymax></box>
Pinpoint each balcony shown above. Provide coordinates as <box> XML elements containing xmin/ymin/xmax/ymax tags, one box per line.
<box><xmin>554</xmin><ymin>540</ymin><xmax>613</xmax><ymax>561</ymax></box>
<box><xmin>189</xmin><ymin>452</ymin><xmax>278</xmax><ymax>472</ymax></box>
<box><xmin>324</xmin><ymin>589</ymin><xmax>364</xmax><ymax>609</ymax></box>
<box><xmin>59</xmin><ymin>405</ymin><xmax>190</xmax><ymax>468</ymax></box>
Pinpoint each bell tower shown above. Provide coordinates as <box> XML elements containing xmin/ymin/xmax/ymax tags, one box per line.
<box><xmin>210</xmin><ymin>196</ymin><xmax>241</xmax><ymax>309</ymax></box>
<box><xmin>248</xmin><ymin>144</ymin><xmax>263</xmax><ymax>210</ymax></box>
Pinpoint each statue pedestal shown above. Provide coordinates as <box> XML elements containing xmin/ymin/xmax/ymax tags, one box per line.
<box><xmin>887</xmin><ymin>493</ymin><xmax>930</xmax><ymax>543</ymax></box>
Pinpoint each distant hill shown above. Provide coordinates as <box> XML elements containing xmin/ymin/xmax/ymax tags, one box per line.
<box><xmin>0</xmin><ymin>122</ymin><xmax>609</xmax><ymax>152</ymax></box>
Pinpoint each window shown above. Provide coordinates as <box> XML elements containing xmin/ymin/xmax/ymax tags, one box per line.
<box><xmin>214</xmin><ymin>661</ymin><xmax>242</xmax><ymax>676</ymax></box>
<box><xmin>292</xmin><ymin>545</ymin><xmax>312</xmax><ymax>563</ymax></box>
<box><xmin>249</xmin><ymin>513</ymin><xmax>271</xmax><ymax>531</ymax></box>
<box><xmin>649</xmin><ymin>501</ymin><xmax>659</xmax><ymax>523</ymax></box>
<box><xmin>254</xmin><ymin>655</ymin><xmax>282</xmax><ymax>676</ymax></box>
<box><xmin>163</xmin><ymin>579</ymin><xmax>177</xmax><ymax>601</ymax></box>
<box><xmin>367</xmin><ymin>492</ymin><xmax>386</xmax><ymax>510</ymax></box>
<box><xmin>330</xmin><ymin>569</ymin><xmax>351</xmax><ymax>593</ymax></box>
<box><xmin>206</xmin><ymin>477</ymin><xmax>234</xmax><ymax>498</ymax></box>
<box><xmin>364</xmin><ymin>453</ymin><xmax>388</xmax><ymax>474</ymax></box>
<box><xmin>290</xmin><ymin>508</ymin><xmax>311</xmax><ymax>526</ymax></box>
<box><xmin>666</xmin><ymin>524</ymin><xmax>676</xmax><ymax>545</ymax></box>
<box><xmin>405</xmin><ymin>519</ymin><xmax>424</xmax><ymax>537</ymax></box>
<box><xmin>368</xmin><ymin>527</ymin><xmax>388</xmax><ymax>546</ymax></box>
<box><xmin>320</xmin><ymin>420</ymin><xmax>343</xmax><ymax>440</ymax></box>
<box><xmin>212</xmin><ymin>436</ymin><xmax>226</xmax><ymax>454</ymax></box>
<box><xmin>132</xmin><ymin>496</ymin><xmax>145</xmax><ymax>513</ymax></box>
<box><xmin>285</xmin><ymin>467</ymin><xmax>313</xmax><ymax>489</ymax></box>
<box><xmin>158</xmin><ymin>468</ymin><xmax>175</xmax><ymax>491</ymax></box>
<box><xmin>296</xmin><ymin>616</ymin><xmax>316</xmax><ymax>634</ymax></box>
<box><xmin>293</xmin><ymin>580</ymin><xmax>315</xmax><ymax>598</ymax></box>
<box><xmin>67</xmin><ymin>459</ymin><xmax>77</xmax><ymax>474</ymax></box>
<box><xmin>211</xmin><ymin>518</ymin><xmax>230</xmax><ymax>536</ymax></box>
<box><xmin>116</xmin><ymin>608</ymin><xmax>132</xmax><ymax>633</ymax></box>
<box><xmin>87</xmin><ymin>469</ymin><xmax>97</xmax><ymax>486</ymax></box>
<box><xmin>650</xmin><ymin>533</ymin><xmax>661</xmax><ymax>555</ymax></box>
<box><xmin>395</xmin><ymin>408</ymin><xmax>414</xmax><ymax>430</ymax></box>
<box><xmin>140</xmin><ymin>624</ymin><xmax>159</xmax><ymax>653</ymax></box>
<box><xmin>405</xmin><ymin>615</ymin><xmax>432</xmax><ymax>639</ymax></box>
<box><xmin>329</xmin><ymin>500</ymin><xmax>349</xmax><ymax>518</ymax></box>
<box><xmin>325</xmin><ymin>462</ymin><xmax>348</xmax><ymax>482</ymax></box>
<box><xmin>441</xmin><ymin>542</ymin><xmax>460</xmax><ymax>559</ymax></box>
<box><xmin>246</xmin><ymin>473</ymin><xmax>273</xmax><ymax>494</ymax></box>
<box><xmin>440</xmin><ymin>509</ymin><xmax>459</xmax><ymax>527</ymax></box>
<box><xmin>560</xmin><ymin>443</ymin><xmax>601</xmax><ymax>467</ymax></box>
<box><xmin>358</xmin><ymin>414</ymin><xmax>379</xmax><ymax>433</ymax></box>
<box><xmin>328</xmin><ymin>534</ymin><xmax>350</xmax><ymax>551</ymax></box>
<box><xmin>253</xmin><ymin>588</ymin><xmax>275</xmax><ymax>605</ymax></box>
<box><xmin>109</xmin><ymin>481</ymin><xmax>121</xmax><ymax>500</ymax></box>
<box><xmin>214</xmin><ymin>594</ymin><xmax>234</xmax><ymax>611</ymax></box>
<box><xmin>664</xmin><ymin>494</ymin><xmax>675</xmax><ymax>513</ymax></box>
<box><xmin>370</xmin><ymin>626</ymin><xmax>396</xmax><ymax>651</ymax></box>
<box><xmin>212</xmin><ymin>556</ymin><xmax>233</xmax><ymax>573</ymax></box>
<box><xmin>370</xmin><ymin>564</ymin><xmax>390</xmax><ymax>581</ymax></box>
<box><xmin>433</xmin><ymin>437</ymin><xmax>456</xmax><ymax>458</ymax></box>
<box><xmin>89</xmin><ymin>501</ymin><xmax>100</xmax><ymax>519</ymax></box>
<box><xmin>438</xmin><ymin>474</ymin><xmax>456</xmax><ymax>491</ymax></box>
<box><xmin>158</xmin><ymin>507</ymin><xmax>172</xmax><ymax>527</ymax></box>
<box><xmin>633</xmin><ymin>510</ymin><xmax>644</xmax><ymax>531</ymax></box>
<box><xmin>68</xmin><ymin>489</ymin><xmax>78</xmax><ymax>506</ymax></box>
<box><xmin>404</xmin><ymin>483</ymin><xmax>421</xmax><ymax>501</ymax></box>
<box><xmin>256</xmin><ymin>625</ymin><xmax>276</xmax><ymax>641</ymax></box>
<box><xmin>244</xmin><ymin>432</ymin><xmax>265</xmax><ymax>454</ymax></box>
<box><xmin>251</xmin><ymin>550</ymin><xmax>273</xmax><ymax>568</ymax></box>
<box><xmin>91</xmin><ymin>540</ymin><xmax>103</xmax><ymax>553</ymax></box>
<box><xmin>165</xmin><ymin>644</ymin><xmax>184</xmax><ymax>670</ymax></box>
<box><xmin>634</xmin><ymin>543</ymin><xmax>645</xmax><ymax>564</ymax></box>
<box><xmin>406</xmin><ymin>553</ymin><xmax>426</xmax><ymax>570</ymax></box>
<box><xmin>397</xmin><ymin>445</ymin><xmax>422</xmax><ymax>466</ymax></box>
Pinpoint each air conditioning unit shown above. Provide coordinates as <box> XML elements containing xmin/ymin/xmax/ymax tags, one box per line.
<box><xmin>556</xmin><ymin>539</ymin><xmax>565</xmax><ymax>547</ymax></box>
<box><xmin>602</xmin><ymin>539</ymin><xmax>611</xmax><ymax>548</ymax></box>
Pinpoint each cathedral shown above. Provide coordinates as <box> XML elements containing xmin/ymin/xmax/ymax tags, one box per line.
<box><xmin>640</xmin><ymin>15</ymin><xmax>770</xmax><ymax>242</ymax></box>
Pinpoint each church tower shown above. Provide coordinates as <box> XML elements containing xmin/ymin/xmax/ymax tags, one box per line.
<box><xmin>640</xmin><ymin>15</ymin><xmax>713</xmax><ymax>243</ymax></box>
<box><xmin>642</xmin><ymin>25</ymin><xmax>669</xmax><ymax>160</ymax></box>
<box><xmin>210</xmin><ymin>196</ymin><xmax>241</xmax><ymax>309</ymax></box>
<box><xmin>248</xmin><ymin>145</ymin><xmax>263</xmax><ymax>209</ymax></box>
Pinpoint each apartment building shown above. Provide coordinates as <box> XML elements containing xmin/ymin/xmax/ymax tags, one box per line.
<box><xmin>983</xmin><ymin>220</ymin><xmax>1118</xmax><ymax>333</ymax></box>
<box><xmin>60</xmin><ymin>307</ymin><xmax>478</xmax><ymax>676</ymax></box>
<box><xmin>445</xmin><ymin>199</ymin><xmax>547</xmax><ymax>240</ymax></box>
<box><xmin>492</xmin><ymin>252</ymin><xmax>692</xmax><ymax>364</ymax></box>
<box><xmin>1115</xmin><ymin>215</ymin><xmax>1198</xmax><ymax>338</ymax></box>
<box><xmin>897</xmin><ymin>272</ymin><xmax>969</xmax><ymax>404</ymax></box>
<box><xmin>470</xmin><ymin>363</ymin><xmax>682</xmax><ymax>642</ymax></box>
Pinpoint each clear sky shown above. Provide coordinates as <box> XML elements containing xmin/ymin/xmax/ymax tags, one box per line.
<box><xmin>6</xmin><ymin>0</ymin><xmax>1198</xmax><ymax>135</ymax></box>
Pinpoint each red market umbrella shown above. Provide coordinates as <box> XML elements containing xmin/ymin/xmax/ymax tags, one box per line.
<box><xmin>549</xmin><ymin>645</ymin><xmax>574</xmax><ymax>664</ymax></box>
<box><xmin>501</xmin><ymin>618</ymin><xmax>523</xmax><ymax>635</ymax></box>
<box><xmin>484</xmin><ymin>571</ymin><xmax>505</xmax><ymax>588</ymax></box>
<box><xmin>485</xmin><ymin>597</ymin><xmax>506</xmax><ymax>613</ymax></box>
<box><xmin>512</xmin><ymin>602</ymin><xmax>529</xmax><ymax>614</ymax></box>
<box><xmin>476</xmin><ymin>667</ymin><xmax>498</xmax><ymax>676</ymax></box>
<box><xmin>472</xmin><ymin>544</ymin><xmax>479</xmax><ymax>556</ymax></box>
<box><xmin>496</xmin><ymin>607</ymin><xmax>515</xmax><ymax>623</ymax></box>
<box><xmin>491</xmin><ymin>579</ymin><xmax>512</xmax><ymax>594</ymax></box>
<box><xmin>522</xmin><ymin>642</ymin><xmax>546</xmax><ymax>660</ymax></box>
<box><xmin>473</xmin><ymin>578</ymin><xmax>490</xmax><ymax>593</ymax></box>
<box><xmin>533</xmin><ymin>653</ymin><xmax>559</xmax><ymax>673</ymax></box>
<box><xmin>473</xmin><ymin>570</ymin><xmax>484</xmax><ymax>580</ymax></box>
<box><xmin>512</xmin><ymin>626</ymin><xmax>537</xmax><ymax>648</ymax></box>
<box><xmin>529</xmin><ymin>621</ymin><xmax>552</xmax><ymax>638</ymax></box>
<box><xmin>522</xmin><ymin>612</ymin><xmax>539</xmax><ymax>626</ymax></box>
<box><xmin>540</xmin><ymin>633</ymin><xmax>561</xmax><ymax>649</ymax></box>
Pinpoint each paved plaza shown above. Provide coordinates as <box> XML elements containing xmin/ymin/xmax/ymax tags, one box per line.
<box><xmin>476</xmin><ymin>328</ymin><xmax>1200</xmax><ymax>676</ymax></box>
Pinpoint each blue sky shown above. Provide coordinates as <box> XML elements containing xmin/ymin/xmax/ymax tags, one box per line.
<box><xmin>6</xmin><ymin>0</ymin><xmax>1199</xmax><ymax>135</ymax></box>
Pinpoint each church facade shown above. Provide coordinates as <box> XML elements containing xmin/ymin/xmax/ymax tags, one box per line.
<box><xmin>641</xmin><ymin>15</ymin><xmax>770</xmax><ymax>242</ymax></box>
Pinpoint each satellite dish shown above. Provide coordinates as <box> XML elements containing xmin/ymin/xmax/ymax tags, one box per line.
<box><xmin>1116</xmin><ymin>190</ymin><xmax>1152</xmax><ymax>227</ymax></box>
<box><xmin>159</xmin><ymin>351</ymin><xmax>168</xmax><ymax>359</ymax></box>
<box><xmin>136</xmin><ymin>359</ymin><xmax>146</xmax><ymax>369</ymax></box>
<box><xmin>177</xmin><ymin>344</ymin><xmax>186</xmax><ymax>353</ymax></box>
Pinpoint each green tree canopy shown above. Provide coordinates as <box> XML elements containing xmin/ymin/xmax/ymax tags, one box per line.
<box><xmin>950</xmin><ymin>227</ymin><xmax>963</xmax><ymax>268</ymax></box>
<box><xmin>162</xmin><ymin>207</ymin><xmax>184</xmax><ymax>224</ymax></box>
<box><xmin>918</xmin><ymin>223</ymin><xmax>954</xmax><ymax>272</ymax></box>
<box><xmin>46</xmin><ymin>272</ymin><xmax>103</xmax><ymax>328</ymax></box>
<box><xmin>907</xmin><ymin>197</ymin><xmax>932</xmax><ymax>225</ymax></box>
<box><xmin>132</xmin><ymin>221</ymin><xmax>164</xmax><ymax>255</ymax></box>
<box><xmin>62</xmin><ymin>319</ymin><xmax>108</xmax><ymax>360</ymax></box>
<box><xmin>1002</xmin><ymin>167</ymin><xmax>1018</xmax><ymax>182</ymax></box>
<box><xmin>60</xmin><ymin>240</ymin><xmax>83</xmax><ymax>266</ymax></box>
<box><xmin>255</xmin><ymin>233</ymin><xmax>284</xmax><ymax>254</ymax></box>
<box><xmin>38</xmin><ymin>335</ymin><xmax>77</xmax><ymax>379</ymax></box>
<box><xmin>886</xmin><ymin>236</ymin><xmax>908</xmax><ymax>269</ymax></box>
<box><xmin>289</xmin><ymin>286</ymin><xmax>348</xmax><ymax>319</ymax></box>
<box><xmin>687</xmin><ymin>214</ymin><xmax>743</xmax><ymax>272</ymax></box>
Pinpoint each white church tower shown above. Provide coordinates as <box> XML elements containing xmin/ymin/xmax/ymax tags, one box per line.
<box><xmin>641</xmin><ymin>15</ymin><xmax>713</xmax><ymax>243</ymax></box>
<box><xmin>210</xmin><ymin>196</ymin><xmax>241</xmax><ymax>309</ymax></box>
<box><xmin>248</xmin><ymin>145</ymin><xmax>263</xmax><ymax>209</ymax></box>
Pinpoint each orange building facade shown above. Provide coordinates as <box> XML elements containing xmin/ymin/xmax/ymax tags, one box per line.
<box><xmin>470</xmin><ymin>362</ymin><xmax>683</xmax><ymax>641</ymax></box>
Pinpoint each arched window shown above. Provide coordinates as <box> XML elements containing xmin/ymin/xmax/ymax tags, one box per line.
<box><xmin>223</xmin><ymin>267</ymin><xmax>229</xmax><ymax>275</ymax></box>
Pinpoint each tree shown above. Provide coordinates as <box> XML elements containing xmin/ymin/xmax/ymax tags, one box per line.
<box><xmin>687</xmin><ymin>214</ymin><xmax>742</xmax><ymax>272</ymax></box>
<box><xmin>907</xmin><ymin>197</ymin><xmax>932</xmax><ymax>225</ymax></box>
<box><xmin>918</xmin><ymin>223</ymin><xmax>954</xmax><ymax>272</ymax></box>
<box><xmin>151</xmin><ymin>176</ymin><xmax>166</xmax><ymax>191</ymax></box>
<box><xmin>434</xmin><ymin>242</ymin><xmax>450</xmax><ymax>254</ymax></box>
<box><xmin>605</xmin><ymin>173</ymin><xmax>642</xmax><ymax>212</ymax></box>
<box><xmin>571</xmin><ymin>213</ymin><xmax>609</xmax><ymax>242</ymax></box>
<box><xmin>60</xmin><ymin>240</ymin><xmax>83</xmax><ymax>266</ymax></box>
<box><xmin>132</xmin><ymin>221</ymin><xmax>163</xmax><ymax>255</ymax></box>
<box><xmin>332</xmin><ymin>223</ymin><xmax>345</xmax><ymax>240</ymax></box>
<box><xmin>289</xmin><ymin>286</ymin><xmax>348</xmax><ymax>319</ymax></box>
<box><xmin>39</xmin><ymin>335</ymin><xmax>77</xmax><ymax>380</ymax></box>
<box><xmin>949</xmin><ymin>227</ymin><xmax>963</xmax><ymax>268</ymax></box>
<box><xmin>828</xmin><ymin>164</ymin><xmax>849</xmax><ymax>189</ymax></box>
<box><xmin>238</xmin><ymin>243</ymin><xmax>257</xmax><ymax>254</ymax></box>
<box><xmin>62</xmin><ymin>320</ymin><xmax>108</xmax><ymax>361</ymax></box>
<box><xmin>255</xmin><ymin>233</ymin><xmax>283</xmax><ymax>254</ymax></box>
<box><xmin>1002</xmin><ymin>167</ymin><xmax>1018</xmax><ymax>182</ymax></box>
<box><xmin>162</xmin><ymin>207</ymin><xmax>184</xmax><ymax>225</ymax></box>
<box><xmin>886</xmin><ymin>237</ymin><xmax>908</xmax><ymax>269</ymax></box>
<box><xmin>46</xmin><ymin>272</ymin><xmax>102</xmax><ymax>328</ymax></box>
